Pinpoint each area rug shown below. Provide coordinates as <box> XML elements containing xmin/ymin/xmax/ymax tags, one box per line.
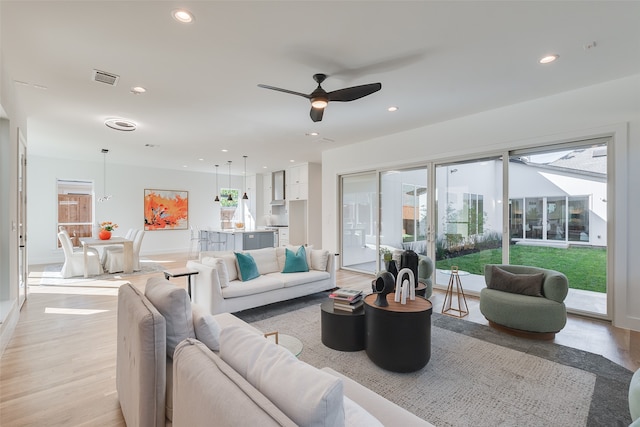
<box><xmin>30</xmin><ymin>260</ymin><xmax>165</xmax><ymax>286</ymax></box>
<box><xmin>242</xmin><ymin>302</ymin><xmax>632</xmax><ymax>427</ymax></box>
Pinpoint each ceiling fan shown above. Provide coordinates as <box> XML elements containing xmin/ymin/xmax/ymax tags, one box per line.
<box><xmin>258</xmin><ymin>73</ymin><xmax>382</xmax><ymax>122</ymax></box>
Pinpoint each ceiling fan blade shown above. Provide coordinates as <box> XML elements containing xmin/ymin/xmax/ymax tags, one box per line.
<box><xmin>327</xmin><ymin>83</ymin><xmax>382</xmax><ymax>102</ymax></box>
<box><xmin>310</xmin><ymin>107</ymin><xmax>324</xmax><ymax>122</ymax></box>
<box><xmin>257</xmin><ymin>84</ymin><xmax>310</xmax><ymax>99</ymax></box>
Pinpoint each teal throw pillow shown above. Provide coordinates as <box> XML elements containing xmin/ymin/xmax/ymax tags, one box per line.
<box><xmin>282</xmin><ymin>246</ymin><xmax>309</xmax><ymax>273</ymax></box>
<box><xmin>234</xmin><ymin>252</ymin><xmax>260</xmax><ymax>282</ymax></box>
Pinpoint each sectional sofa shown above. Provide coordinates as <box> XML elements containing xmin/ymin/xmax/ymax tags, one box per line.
<box><xmin>188</xmin><ymin>245</ymin><xmax>336</xmax><ymax>314</ymax></box>
<box><xmin>116</xmin><ymin>279</ymin><xmax>433</xmax><ymax>426</ymax></box>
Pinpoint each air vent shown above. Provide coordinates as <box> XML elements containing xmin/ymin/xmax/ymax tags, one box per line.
<box><xmin>92</xmin><ymin>69</ymin><xmax>120</xmax><ymax>86</ymax></box>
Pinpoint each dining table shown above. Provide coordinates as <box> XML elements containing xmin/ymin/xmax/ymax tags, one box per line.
<box><xmin>80</xmin><ymin>237</ymin><xmax>134</xmax><ymax>277</ymax></box>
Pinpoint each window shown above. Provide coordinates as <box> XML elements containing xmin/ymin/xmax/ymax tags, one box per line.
<box><xmin>57</xmin><ymin>179</ymin><xmax>94</xmax><ymax>247</ymax></box>
<box><xmin>402</xmin><ymin>184</ymin><xmax>427</xmax><ymax>243</ymax></box>
<box><xmin>219</xmin><ymin>188</ymin><xmax>239</xmax><ymax>229</ymax></box>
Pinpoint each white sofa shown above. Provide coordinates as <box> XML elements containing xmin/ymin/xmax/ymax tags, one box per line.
<box><xmin>187</xmin><ymin>246</ymin><xmax>336</xmax><ymax>314</ymax></box>
<box><xmin>116</xmin><ymin>279</ymin><xmax>433</xmax><ymax>427</ymax></box>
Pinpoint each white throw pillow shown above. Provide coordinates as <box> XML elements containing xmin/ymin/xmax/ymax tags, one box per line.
<box><xmin>343</xmin><ymin>396</ymin><xmax>384</xmax><ymax>427</ymax></box>
<box><xmin>310</xmin><ymin>249</ymin><xmax>330</xmax><ymax>271</ymax></box>
<box><xmin>211</xmin><ymin>251</ymin><xmax>238</xmax><ymax>282</ymax></box>
<box><xmin>145</xmin><ymin>277</ymin><xmax>195</xmax><ymax>358</ymax></box>
<box><xmin>200</xmin><ymin>256</ymin><xmax>217</xmax><ymax>267</ymax></box>
<box><xmin>214</xmin><ymin>258</ymin><xmax>230</xmax><ymax>288</ymax></box>
<box><xmin>191</xmin><ymin>303</ymin><xmax>221</xmax><ymax>351</ymax></box>
<box><xmin>245</xmin><ymin>247</ymin><xmax>279</xmax><ymax>274</ymax></box>
<box><xmin>220</xmin><ymin>326</ymin><xmax>344</xmax><ymax>427</ymax></box>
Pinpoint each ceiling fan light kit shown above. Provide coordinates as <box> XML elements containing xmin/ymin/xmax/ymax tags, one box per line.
<box><xmin>258</xmin><ymin>73</ymin><xmax>381</xmax><ymax>122</ymax></box>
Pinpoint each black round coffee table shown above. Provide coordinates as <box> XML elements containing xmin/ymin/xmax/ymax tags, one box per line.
<box><xmin>320</xmin><ymin>299</ymin><xmax>365</xmax><ymax>351</ymax></box>
<box><xmin>363</xmin><ymin>293</ymin><xmax>432</xmax><ymax>372</ymax></box>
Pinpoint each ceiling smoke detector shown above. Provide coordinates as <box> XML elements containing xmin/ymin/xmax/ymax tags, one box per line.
<box><xmin>105</xmin><ymin>118</ymin><xmax>137</xmax><ymax>131</ymax></box>
<box><xmin>92</xmin><ymin>69</ymin><xmax>120</xmax><ymax>86</ymax></box>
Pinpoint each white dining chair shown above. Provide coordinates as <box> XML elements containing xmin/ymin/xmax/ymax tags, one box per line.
<box><xmin>58</xmin><ymin>231</ymin><xmax>103</xmax><ymax>278</ymax></box>
<box><xmin>103</xmin><ymin>229</ymin><xmax>145</xmax><ymax>273</ymax></box>
<box><xmin>100</xmin><ymin>228</ymin><xmax>136</xmax><ymax>265</ymax></box>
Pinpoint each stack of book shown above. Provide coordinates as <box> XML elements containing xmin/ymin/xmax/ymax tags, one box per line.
<box><xmin>329</xmin><ymin>288</ymin><xmax>364</xmax><ymax>312</ymax></box>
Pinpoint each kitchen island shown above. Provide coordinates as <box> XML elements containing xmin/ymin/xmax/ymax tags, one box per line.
<box><xmin>199</xmin><ymin>229</ymin><xmax>276</xmax><ymax>252</ymax></box>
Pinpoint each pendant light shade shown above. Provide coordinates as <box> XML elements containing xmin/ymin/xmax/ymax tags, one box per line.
<box><xmin>242</xmin><ymin>155</ymin><xmax>249</xmax><ymax>200</ymax></box>
<box><xmin>227</xmin><ymin>161</ymin><xmax>233</xmax><ymax>202</ymax></box>
<box><xmin>98</xmin><ymin>148</ymin><xmax>112</xmax><ymax>202</ymax></box>
<box><xmin>214</xmin><ymin>164</ymin><xmax>220</xmax><ymax>202</ymax></box>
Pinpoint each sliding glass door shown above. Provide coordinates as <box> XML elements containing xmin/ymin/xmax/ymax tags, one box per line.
<box><xmin>509</xmin><ymin>140</ymin><xmax>608</xmax><ymax>316</ymax></box>
<box><xmin>380</xmin><ymin>167</ymin><xmax>428</xmax><ymax>256</ymax></box>
<box><xmin>341</xmin><ymin>172</ymin><xmax>377</xmax><ymax>273</ymax></box>
<box><xmin>434</xmin><ymin>158</ymin><xmax>503</xmax><ymax>293</ymax></box>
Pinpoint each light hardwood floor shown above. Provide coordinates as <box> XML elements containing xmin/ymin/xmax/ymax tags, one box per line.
<box><xmin>1</xmin><ymin>252</ymin><xmax>638</xmax><ymax>426</ymax></box>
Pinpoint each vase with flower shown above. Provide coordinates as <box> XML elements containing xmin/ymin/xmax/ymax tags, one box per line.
<box><xmin>99</xmin><ymin>221</ymin><xmax>118</xmax><ymax>240</ymax></box>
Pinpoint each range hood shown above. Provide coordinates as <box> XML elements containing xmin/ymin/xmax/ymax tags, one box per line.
<box><xmin>271</xmin><ymin>170</ymin><xmax>286</xmax><ymax>205</ymax></box>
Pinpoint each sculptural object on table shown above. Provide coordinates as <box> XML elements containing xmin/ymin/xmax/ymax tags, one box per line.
<box><xmin>373</xmin><ymin>271</ymin><xmax>395</xmax><ymax>307</ymax></box>
<box><xmin>394</xmin><ymin>268</ymin><xmax>416</xmax><ymax>305</ymax></box>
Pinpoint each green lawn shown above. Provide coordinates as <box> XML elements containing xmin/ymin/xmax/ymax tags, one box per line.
<box><xmin>435</xmin><ymin>245</ymin><xmax>607</xmax><ymax>293</ymax></box>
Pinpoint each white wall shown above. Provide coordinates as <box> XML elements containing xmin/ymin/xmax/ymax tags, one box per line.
<box><xmin>27</xmin><ymin>156</ymin><xmax>247</xmax><ymax>264</ymax></box>
<box><xmin>322</xmin><ymin>74</ymin><xmax>640</xmax><ymax>329</ymax></box>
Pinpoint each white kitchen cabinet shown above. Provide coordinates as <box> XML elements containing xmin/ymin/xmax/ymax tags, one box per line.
<box><xmin>287</xmin><ymin>163</ymin><xmax>321</xmax><ymax>247</ymax></box>
<box><xmin>278</xmin><ymin>227</ymin><xmax>289</xmax><ymax>247</ymax></box>
<box><xmin>262</xmin><ymin>173</ymin><xmax>272</xmax><ymax>216</ymax></box>
<box><xmin>287</xmin><ymin>163</ymin><xmax>309</xmax><ymax>200</ymax></box>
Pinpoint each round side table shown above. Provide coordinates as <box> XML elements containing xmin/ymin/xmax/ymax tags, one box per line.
<box><xmin>320</xmin><ymin>299</ymin><xmax>365</xmax><ymax>351</ymax></box>
<box><xmin>363</xmin><ymin>293</ymin><xmax>432</xmax><ymax>372</ymax></box>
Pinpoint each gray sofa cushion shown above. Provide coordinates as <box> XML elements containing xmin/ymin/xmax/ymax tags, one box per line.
<box><xmin>117</xmin><ymin>283</ymin><xmax>167</xmax><ymax>427</ymax></box>
<box><xmin>173</xmin><ymin>339</ymin><xmax>297</xmax><ymax>426</ymax></box>
<box><xmin>487</xmin><ymin>265</ymin><xmax>544</xmax><ymax>297</ymax></box>
<box><xmin>220</xmin><ymin>326</ymin><xmax>345</xmax><ymax>427</ymax></box>
<box><xmin>145</xmin><ymin>277</ymin><xmax>195</xmax><ymax>358</ymax></box>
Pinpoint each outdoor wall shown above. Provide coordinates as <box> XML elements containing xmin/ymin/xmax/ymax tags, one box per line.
<box><xmin>509</xmin><ymin>162</ymin><xmax>607</xmax><ymax>246</ymax></box>
<box><xmin>322</xmin><ymin>74</ymin><xmax>640</xmax><ymax>330</ymax></box>
<box><xmin>27</xmin><ymin>156</ymin><xmax>247</xmax><ymax>264</ymax></box>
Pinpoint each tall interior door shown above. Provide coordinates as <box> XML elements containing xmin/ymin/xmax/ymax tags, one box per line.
<box><xmin>18</xmin><ymin>130</ymin><xmax>27</xmax><ymax>308</ymax></box>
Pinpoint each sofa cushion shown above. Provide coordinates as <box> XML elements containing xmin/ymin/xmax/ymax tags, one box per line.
<box><xmin>210</xmin><ymin>251</ymin><xmax>239</xmax><ymax>281</ymax></box>
<box><xmin>144</xmin><ymin>277</ymin><xmax>195</xmax><ymax>358</ymax></box>
<box><xmin>235</xmin><ymin>252</ymin><xmax>260</xmax><ymax>282</ymax></box>
<box><xmin>220</xmin><ymin>326</ymin><xmax>345</xmax><ymax>427</ymax></box>
<box><xmin>192</xmin><ymin>303</ymin><xmax>221</xmax><ymax>351</ymax></box>
<box><xmin>173</xmin><ymin>339</ymin><xmax>297</xmax><ymax>426</ymax></box>
<box><xmin>311</xmin><ymin>249</ymin><xmax>330</xmax><ymax>271</ymax></box>
<box><xmin>283</xmin><ymin>246</ymin><xmax>309</xmax><ymax>273</ymax></box>
<box><xmin>487</xmin><ymin>265</ymin><xmax>544</xmax><ymax>297</ymax></box>
<box><xmin>222</xmin><ymin>276</ymin><xmax>284</xmax><ymax>298</ymax></box>
<box><xmin>202</xmin><ymin>256</ymin><xmax>230</xmax><ymax>288</ymax></box>
<box><xmin>246</xmin><ymin>247</ymin><xmax>280</xmax><ymax>274</ymax></box>
<box><xmin>267</xmin><ymin>270</ymin><xmax>331</xmax><ymax>288</ymax></box>
<box><xmin>343</xmin><ymin>396</ymin><xmax>384</xmax><ymax>427</ymax></box>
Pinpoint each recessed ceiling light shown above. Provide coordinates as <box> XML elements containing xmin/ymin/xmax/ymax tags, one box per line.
<box><xmin>104</xmin><ymin>118</ymin><xmax>137</xmax><ymax>131</ymax></box>
<box><xmin>131</xmin><ymin>86</ymin><xmax>146</xmax><ymax>94</ymax></box>
<box><xmin>172</xmin><ymin>9</ymin><xmax>194</xmax><ymax>23</ymax></box>
<box><xmin>198</xmin><ymin>158</ymin><xmax>204</xmax><ymax>161</ymax></box>
<box><xmin>306</xmin><ymin>132</ymin><xmax>319</xmax><ymax>137</ymax></box>
<box><xmin>263</xmin><ymin>166</ymin><xmax>268</xmax><ymax>169</ymax></box>
<box><xmin>387</xmin><ymin>106</ymin><xmax>398</xmax><ymax>112</ymax></box>
<box><xmin>539</xmin><ymin>54</ymin><xmax>559</xmax><ymax>64</ymax></box>
<box><xmin>290</xmin><ymin>160</ymin><xmax>295</xmax><ymax>163</ymax></box>
<box><xmin>222</xmin><ymin>149</ymin><xmax>228</xmax><ymax>153</ymax></box>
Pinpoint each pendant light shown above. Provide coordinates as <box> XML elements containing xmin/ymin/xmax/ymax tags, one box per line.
<box><xmin>227</xmin><ymin>161</ymin><xmax>233</xmax><ymax>202</ymax></box>
<box><xmin>214</xmin><ymin>164</ymin><xmax>220</xmax><ymax>202</ymax></box>
<box><xmin>242</xmin><ymin>155</ymin><xmax>249</xmax><ymax>200</ymax></box>
<box><xmin>98</xmin><ymin>148</ymin><xmax>112</xmax><ymax>202</ymax></box>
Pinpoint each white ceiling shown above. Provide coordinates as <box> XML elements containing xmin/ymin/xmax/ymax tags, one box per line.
<box><xmin>2</xmin><ymin>1</ymin><xmax>639</xmax><ymax>175</ymax></box>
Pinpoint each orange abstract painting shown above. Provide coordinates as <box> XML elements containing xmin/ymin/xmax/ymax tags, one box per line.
<box><xmin>144</xmin><ymin>189</ymin><xmax>189</xmax><ymax>230</ymax></box>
